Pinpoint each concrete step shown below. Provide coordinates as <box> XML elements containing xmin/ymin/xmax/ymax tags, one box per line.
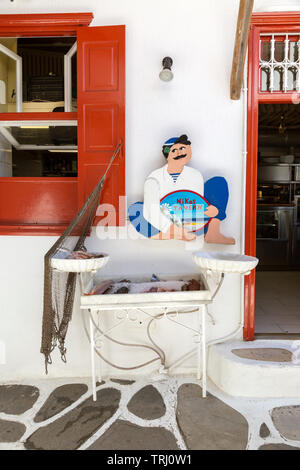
<box><xmin>208</xmin><ymin>340</ymin><xmax>300</xmax><ymax>398</ymax></box>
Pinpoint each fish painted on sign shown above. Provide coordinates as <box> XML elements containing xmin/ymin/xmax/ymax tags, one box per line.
<box><xmin>160</xmin><ymin>190</ymin><xmax>210</xmax><ymax>234</ymax></box>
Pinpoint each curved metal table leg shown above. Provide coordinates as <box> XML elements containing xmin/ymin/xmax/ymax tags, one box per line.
<box><xmin>201</xmin><ymin>304</ymin><xmax>207</xmax><ymax>398</ymax></box>
<box><xmin>89</xmin><ymin>311</ymin><xmax>97</xmax><ymax>401</ymax></box>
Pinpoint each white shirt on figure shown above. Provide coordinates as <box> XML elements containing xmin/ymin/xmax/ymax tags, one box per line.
<box><xmin>143</xmin><ymin>164</ymin><xmax>204</xmax><ymax>233</ymax></box>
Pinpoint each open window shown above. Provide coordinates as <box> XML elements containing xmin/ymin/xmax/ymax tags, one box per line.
<box><xmin>0</xmin><ymin>36</ymin><xmax>77</xmax><ymax>113</ymax></box>
<box><xmin>0</xmin><ymin>14</ymin><xmax>125</xmax><ymax>235</ymax></box>
<box><xmin>0</xmin><ymin>120</ymin><xmax>77</xmax><ymax>177</ymax></box>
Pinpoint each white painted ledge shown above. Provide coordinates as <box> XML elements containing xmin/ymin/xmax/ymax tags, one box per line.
<box><xmin>208</xmin><ymin>340</ymin><xmax>300</xmax><ymax>398</ymax></box>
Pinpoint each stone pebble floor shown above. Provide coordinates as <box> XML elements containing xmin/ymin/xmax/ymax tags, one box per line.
<box><xmin>1</xmin><ymin>374</ymin><xmax>300</xmax><ymax>450</ymax></box>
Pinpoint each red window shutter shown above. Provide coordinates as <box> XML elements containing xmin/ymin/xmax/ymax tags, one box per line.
<box><xmin>77</xmin><ymin>25</ymin><xmax>125</xmax><ymax>226</ymax></box>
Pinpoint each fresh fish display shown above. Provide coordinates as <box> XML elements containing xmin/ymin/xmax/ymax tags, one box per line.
<box><xmin>66</xmin><ymin>250</ymin><xmax>105</xmax><ymax>260</ymax></box>
<box><xmin>86</xmin><ymin>278</ymin><xmax>203</xmax><ymax>296</ymax></box>
<box><xmin>85</xmin><ymin>280</ymin><xmax>113</xmax><ymax>295</ymax></box>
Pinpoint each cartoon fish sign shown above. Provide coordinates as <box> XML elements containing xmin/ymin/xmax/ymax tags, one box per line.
<box><xmin>160</xmin><ymin>190</ymin><xmax>211</xmax><ymax>235</ymax></box>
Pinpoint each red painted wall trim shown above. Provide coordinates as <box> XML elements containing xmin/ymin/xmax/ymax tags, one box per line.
<box><xmin>244</xmin><ymin>12</ymin><xmax>300</xmax><ymax>340</ymax></box>
<box><xmin>244</xmin><ymin>25</ymin><xmax>259</xmax><ymax>341</ymax></box>
<box><xmin>251</xmin><ymin>11</ymin><xmax>300</xmax><ymax>24</ymax></box>
<box><xmin>0</xmin><ymin>225</ymin><xmax>71</xmax><ymax>236</ymax></box>
<box><xmin>0</xmin><ymin>112</ymin><xmax>77</xmax><ymax>121</ymax></box>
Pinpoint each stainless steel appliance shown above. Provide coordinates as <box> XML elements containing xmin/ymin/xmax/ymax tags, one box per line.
<box><xmin>257</xmin><ymin>160</ymin><xmax>300</xmax><ymax>268</ymax></box>
<box><xmin>256</xmin><ymin>205</ymin><xmax>294</xmax><ymax>267</ymax></box>
<box><xmin>295</xmin><ymin>196</ymin><xmax>300</xmax><ymax>225</ymax></box>
<box><xmin>258</xmin><ymin>165</ymin><xmax>292</xmax><ymax>182</ymax></box>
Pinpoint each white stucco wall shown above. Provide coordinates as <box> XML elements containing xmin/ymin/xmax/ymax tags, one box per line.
<box><xmin>0</xmin><ymin>0</ymin><xmax>296</xmax><ymax>381</ymax></box>
<box><xmin>255</xmin><ymin>0</ymin><xmax>300</xmax><ymax>11</ymax></box>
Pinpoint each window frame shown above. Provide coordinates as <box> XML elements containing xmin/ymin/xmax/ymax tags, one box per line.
<box><xmin>0</xmin><ymin>13</ymin><xmax>92</xmax><ymax>235</ymax></box>
<box><xmin>0</xmin><ymin>119</ymin><xmax>77</xmax><ymax>151</ymax></box>
<box><xmin>0</xmin><ymin>36</ymin><xmax>77</xmax><ymax>113</ymax></box>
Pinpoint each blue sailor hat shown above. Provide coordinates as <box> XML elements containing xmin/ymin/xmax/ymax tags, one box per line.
<box><xmin>162</xmin><ymin>135</ymin><xmax>191</xmax><ymax>157</ymax></box>
<box><xmin>162</xmin><ymin>137</ymin><xmax>178</xmax><ymax>157</ymax></box>
<box><xmin>163</xmin><ymin>137</ymin><xmax>178</xmax><ymax>146</ymax></box>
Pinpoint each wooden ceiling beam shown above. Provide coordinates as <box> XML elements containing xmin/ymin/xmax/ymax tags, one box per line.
<box><xmin>230</xmin><ymin>0</ymin><xmax>254</xmax><ymax>100</ymax></box>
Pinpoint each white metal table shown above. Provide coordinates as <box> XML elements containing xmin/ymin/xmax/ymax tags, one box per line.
<box><xmin>79</xmin><ymin>273</ymin><xmax>215</xmax><ymax>401</ymax></box>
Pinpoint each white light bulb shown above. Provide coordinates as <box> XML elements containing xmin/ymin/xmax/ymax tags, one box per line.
<box><xmin>159</xmin><ymin>69</ymin><xmax>173</xmax><ymax>82</ymax></box>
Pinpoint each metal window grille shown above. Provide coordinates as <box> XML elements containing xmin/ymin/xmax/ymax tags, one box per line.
<box><xmin>259</xmin><ymin>33</ymin><xmax>300</xmax><ymax>93</ymax></box>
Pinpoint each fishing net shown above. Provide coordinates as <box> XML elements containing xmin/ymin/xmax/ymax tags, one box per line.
<box><xmin>41</xmin><ymin>142</ymin><xmax>122</xmax><ymax>372</ymax></box>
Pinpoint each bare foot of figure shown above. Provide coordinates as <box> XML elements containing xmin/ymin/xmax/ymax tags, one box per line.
<box><xmin>151</xmin><ymin>232</ymin><xmax>164</xmax><ymax>240</ymax></box>
<box><xmin>204</xmin><ymin>218</ymin><xmax>235</xmax><ymax>245</ymax></box>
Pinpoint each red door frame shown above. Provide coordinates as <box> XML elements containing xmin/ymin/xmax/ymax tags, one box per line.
<box><xmin>244</xmin><ymin>12</ymin><xmax>300</xmax><ymax>340</ymax></box>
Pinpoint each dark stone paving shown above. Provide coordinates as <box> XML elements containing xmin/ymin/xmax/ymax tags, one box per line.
<box><xmin>34</xmin><ymin>384</ymin><xmax>88</xmax><ymax>423</ymax></box>
<box><xmin>111</xmin><ymin>379</ymin><xmax>135</xmax><ymax>385</ymax></box>
<box><xmin>88</xmin><ymin>420</ymin><xmax>179</xmax><ymax>450</ymax></box>
<box><xmin>272</xmin><ymin>406</ymin><xmax>300</xmax><ymax>441</ymax></box>
<box><xmin>259</xmin><ymin>444</ymin><xmax>300</xmax><ymax>450</ymax></box>
<box><xmin>176</xmin><ymin>383</ymin><xmax>248</xmax><ymax>450</ymax></box>
<box><xmin>260</xmin><ymin>422</ymin><xmax>270</xmax><ymax>438</ymax></box>
<box><xmin>0</xmin><ymin>385</ymin><xmax>39</xmax><ymax>415</ymax></box>
<box><xmin>0</xmin><ymin>419</ymin><xmax>26</xmax><ymax>442</ymax></box>
<box><xmin>24</xmin><ymin>388</ymin><xmax>121</xmax><ymax>450</ymax></box>
<box><xmin>231</xmin><ymin>348</ymin><xmax>292</xmax><ymax>362</ymax></box>
<box><xmin>127</xmin><ymin>385</ymin><xmax>166</xmax><ymax>420</ymax></box>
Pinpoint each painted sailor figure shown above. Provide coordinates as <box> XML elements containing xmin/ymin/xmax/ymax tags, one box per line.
<box><xmin>129</xmin><ymin>134</ymin><xmax>235</xmax><ymax>244</ymax></box>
